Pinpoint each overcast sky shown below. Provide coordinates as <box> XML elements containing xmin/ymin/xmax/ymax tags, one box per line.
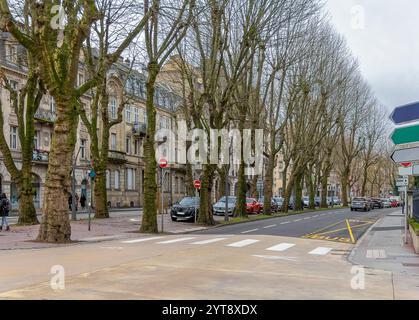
<box><xmin>325</xmin><ymin>0</ymin><xmax>419</xmax><ymax>113</ymax></box>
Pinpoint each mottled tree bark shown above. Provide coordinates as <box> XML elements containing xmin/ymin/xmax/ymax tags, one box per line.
<box><xmin>198</xmin><ymin>164</ymin><xmax>216</xmax><ymax>225</ymax></box>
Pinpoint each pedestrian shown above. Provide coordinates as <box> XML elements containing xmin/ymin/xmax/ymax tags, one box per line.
<box><xmin>80</xmin><ymin>194</ymin><xmax>86</xmax><ymax>210</ymax></box>
<box><xmin>0</xmin><ymin>193</ymin><xmax>11</xmax><ymax>232</ymax></box>
<box><xmin>68</xmin><ymin>193</ymin><xmax>72</xmax><ymax>210</ymax></box>
<box><xmin>75</xmin><ymin>193</ymin><xmax>79</xmax><ymax>211</ymax></box>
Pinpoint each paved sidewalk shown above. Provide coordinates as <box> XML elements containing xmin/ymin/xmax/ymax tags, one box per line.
<box><xmin>0</xmin><ymin>212</ymin><xmax>220</xmax><ymax>250</ymax></box>
<box><xmin>348</xmin><ymin>210</ymin><xmax>419</xmax><ymax>299</ymax></box>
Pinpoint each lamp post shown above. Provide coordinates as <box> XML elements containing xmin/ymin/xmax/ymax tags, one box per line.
<box><xmin>71</xmin><ymin>147</ymin><xmax>82</xmax><ymax>221</ymax></box>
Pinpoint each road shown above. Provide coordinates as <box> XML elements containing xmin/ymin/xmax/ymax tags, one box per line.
<box><xmin>1</xmin><ymin>206</ymin><xmax>418</xmax><ymax>299</ymax></box>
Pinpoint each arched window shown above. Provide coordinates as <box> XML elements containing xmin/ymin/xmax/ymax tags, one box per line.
<box><xmin>106</xmin><ymin>170</ymin><xmax>111</xmax><ymax>189</ymax></box>
<box><xmin>114</xmin><ymin>170</ymin><xmax>120</xmax><ymax>190</ymax></box>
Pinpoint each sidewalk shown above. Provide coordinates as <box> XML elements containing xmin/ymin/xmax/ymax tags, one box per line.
<box><xmin>349</xmin><ymin>209</ymin><xmax>419</xmax><ymax>299</ymax></box>
<box><xmin>0</xmin><ymin>212</ymin><xmax>219</xmax><ymax>251</ymax></box>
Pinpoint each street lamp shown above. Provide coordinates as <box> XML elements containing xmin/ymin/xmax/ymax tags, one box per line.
<box><xmin>71</xmin><ymin>146</ymin><xmax>82</xmax><ymax>221</ymax></box>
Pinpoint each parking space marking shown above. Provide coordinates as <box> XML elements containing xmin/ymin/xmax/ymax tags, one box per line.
<box><xmin>122</xmin><ymin>236</ymin><xmax>166</xmax><ymax>244</ymax></box>
<box><xmin>157</xmin><ymin>237</ymin><xmax>195</xmax><ymax>244</ymax></box>
<box><xmin>266</xmin><ymin>243</ymin><xmax>295</xmax><ymax>252</ymax></box>
<box><xmin>191</xmin><ymin>238</ymin><xmax>227</xmax><ymax>245</ymax></box>
<box><xmin>309</xmin><ymin>247</ymin><xmax>332</xmax><ymax>255</ymax></box>
<box><xmin>227</xmin><ymin>239</ymin><xmax>260</xmax><ymax>248</ymax></box>
<box><xmin>241</xmin><ymin>228</ymin><xmax>259</xmax><ymax>234</ymax></box>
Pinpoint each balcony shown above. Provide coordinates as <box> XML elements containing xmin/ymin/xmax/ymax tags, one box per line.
<box><xmin>34</xmin><ymin>109</ymin><xmax>56</xmax><ymax>124</ymax></box>
<box><xmin>32</xmin><ymin>149</ymin><xmax>49</xmax><ymax>164</ymax></box>
<box><xmin>108</xmin><ymin>150</ymin><xmax>127</xmax><ymax>164</ymax></box>
<box><xmin>132</xmin><ymin>122</ymin><xmax>147</xmax><ymax>138</ymax></box>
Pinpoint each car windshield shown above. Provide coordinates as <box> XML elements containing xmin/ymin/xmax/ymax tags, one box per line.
<box><xmin>218</xmin><ymin>197</ymin><xmax>236</xmax><ymax>203</ymax></box>
<box><xmin>246</xmin><ymin>199</ymin><xmax>255</xmax><ymax>203</ymax></box>
<box><xmin>353</xmin><ymin>198</ymin><xmax>365</xmax><ymax>201</ymax></box>
<box><xmin>179</xmin><ymin>197</ymin><xmax>199</xmax><ymax>206</ymax></box>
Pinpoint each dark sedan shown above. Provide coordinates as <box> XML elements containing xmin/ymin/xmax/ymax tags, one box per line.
<box><xmin>171</xmin><ymin>197</ymin><xmax>200</xmax><ymax>222</ymax></box>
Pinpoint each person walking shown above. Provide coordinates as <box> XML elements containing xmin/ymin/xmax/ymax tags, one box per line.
<box><xmin>80</xmin><ymin>194</ymin><xmax>86</xmax><ymax>210</ymax></box>
<box><xmin>0</xmin><ymin>193</ymin><xmax>11</xmax><ymax>232</ymax></box>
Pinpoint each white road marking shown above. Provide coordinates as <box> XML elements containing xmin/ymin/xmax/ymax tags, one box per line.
<box><xmin>303</xmin><ymin>217</ymin><xmax>311</xmax><ymax>220</ymax></box>
<box><xmin>227</xmin><ymin>239</ymin><xmax>260</xmax><ymax>248</ymax></box>
<box><xmin>191</xmin><ymin>238</ymin><xmax>227</xmax><ymax>245</ymax></box>
<box><xmin>309</xmin><ymin>247</ymin><xmax>332</xmax><ymax>255</ymax></box>
<box><xmin>366</xmin><ymin>249</ymin><xmax>387</xmax><ymax>259</ymax></box>
<box><xmin>280</xmin><ymin>221</ymin><xmax>290</xmax><ymax>225</ymax></box>
<box><xmin>313</xmin><ymin>215</ymin><xmax>319</xmax><ymax>218</ymax></box>
<box><xmin>263</xmin><ymin>224</ymin><xmax>277</xmax><ymax>229</ymax></box>
<box><xmin>99</xmin><ymin>247</ymin><xmax>124</xmax><ymax>250</ymax></box>
<box><xmin>129</xmin><ymin>218</ymin><xmax>141</xmax><ymax>222</ymax></box>
<box><xmin>241</xmin><ymin>228</ymin><xmax>259</xmax><ymax>234</ymax></box>
<box><xmin>320</xmin><ymin>214</ymin><xmax>326</xmax><ymax>216</ymax></box>
<box><xmin>252</xmin><ymin>255</ymin><xmax>297</xmax><ymax>262</ymax></box>
<box><xmin>294</xmin><ymin>219</ymin><xmax>302</xmax><ymax>222</ymax></box>
<box><xmin>157</xmin><ymin>237</ymin><xmax>195</xmax><ymax>244</ymax></box>
<box><xmin>122</xmin><ymin>236</ymin><xmax>165</xmax><ymax>244</ymax></box>
<box><xmin>266</xmin><ymin>243</ymin><xmax>295</xmax><ymax>252</ymax></box>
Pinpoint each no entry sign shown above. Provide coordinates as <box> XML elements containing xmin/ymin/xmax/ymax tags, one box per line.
<box><xmin>194</xmin><ymin>180</ymin><xmax>201</xmax><ymax>189</ymax></box>
<box><xmin>159</xmin><ymin>158</ymin><xmax>168</xmax><ymax>168</ymax></box>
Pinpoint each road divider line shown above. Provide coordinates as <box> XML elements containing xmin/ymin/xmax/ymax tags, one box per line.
<box><xmin>191</xmin><ymin>238</ymin><xmax>227</xmax><ymax>245</ymax></box>
<box><xmin>263</xmin><ymin>224</ymin><xmax>277</xmax><ymax>229</ymax></box>
<box><xmin>122</xmin><ymin>236</ymin><xmax>166</xmax><ymax>244</ymax></box>
<box><xmin>309</xmin><ymin>247</ymin><xmax>332</xmax><ymax>255</ymax></box>
<box><xmin>241</xmin><ymin>228</ymin><xmax>259</xmax><ymax>234</ymax></box>
<box><xmin>227</xmin><ymin>239</ymin><xmax>260</xmax><ymax>248</ymax></box>
<box><xmin>280</xmin><ymin>221</ymin><xmax>290</xmax><ymax>225</ymax></box>
<box><xmin>266</xmin><ymin>243</ymin><xmax>295</xmax><ymax>252</ymax></box>
<box><xmin>157</xmin><ymin>237</ymin><xmax>195</xmax><ymax>244</ymax></box>
<box><xmin>345</xmin><ymin>219</ymin><xmax>356</xmax><ymax>244</ymax></box>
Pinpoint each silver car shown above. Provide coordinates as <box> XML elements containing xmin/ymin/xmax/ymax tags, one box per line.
<box><xmin>213</xmin><ymin>196</ymin><xmax>237</xmax><ymax>216</ymax></box>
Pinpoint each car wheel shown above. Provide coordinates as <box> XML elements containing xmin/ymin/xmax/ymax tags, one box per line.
<box><xmin>350</xmin><ymin>208</ymin><xmax>353</xmax><ymax>211</ymax></box>
<box><xmin>171</xmin><ymin>217</ymin><xmax>177</xmax><ymax>222</ymax></box>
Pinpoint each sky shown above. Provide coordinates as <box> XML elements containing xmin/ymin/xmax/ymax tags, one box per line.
<box><xmin>325</xmin><ymin>0</ymin><xmax>419</xmax><ymax>113</ymax></box>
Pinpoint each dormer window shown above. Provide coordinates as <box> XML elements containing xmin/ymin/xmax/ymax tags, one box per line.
<box><xmin>6</xmin><ymin>44</ymin><xmax>18</xmax><ymax>63</ymax></box>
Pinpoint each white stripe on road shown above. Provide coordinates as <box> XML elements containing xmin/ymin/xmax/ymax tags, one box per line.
<box><xmin>303</xmin><ymin>217</ymin><xmax>311</xmax><ymax>220</ymax></box>
<box><xmin>157</xmin><ymin>237</ymin><xmax>195</xmax><ymax>244</ymax></box>
<box><xmin>241</xmin><ymin>228</ymin><xmax>259</xmax><ymax>234</ymax></box>
<box><xmin>309</xmin><ymin>247</ymin><xmax>332</xmax><ymax>255</ymax></box>
<box><xmin>313</xmin><ymin>215</ymin><xmax>319</xmax><ymax>218</ymax></box>
<box><xmin>294</xmin><ymin>219</ymin><xmax>302</xmax><ymax>222</ymax></box>
<box><xmin>263</xmin><ymin>224</ymin><xmax>277</xmax><ymax>229</ymax></box>
<box><xmin>227</xmin><ymin>239</ymin><xmax>260</xmax><ymax>248</ymax></box>
<box><xmin>280</xmin><ymin>221</ymin><xmax>290</xmax><ymax>225</ymax></box>
<box><xmin>252</xmin><ymin>255</ymin><xmax>297</xmax><ymax>262</ymax></box>
<box><xmin>122</xmin><ymin>236</ymin><xmax>165</xmax><ymax>244</ymax></box>
<box><xmin>191</xmin><ymin>238</ymin><xmax>227</xmax><ymax>245</ymax></box>
<box><xmin>266</xmin><ymin>243</ymin><xmax>295</xmax><ymax>252</ymax></box>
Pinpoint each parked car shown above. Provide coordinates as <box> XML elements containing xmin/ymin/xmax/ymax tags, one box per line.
<box><xmin>303</xmin><ymin>196</ymin><xmax>310</xmax><ymax>208</ymax></box>
<box><xmin>213</xmin><ymin>196</ymin><xmax>237</xmax><ymax>216</ymax></box>
<box><xmin>371</xmin><ymin>198</ymin><xmax>384</xmax><ymax>209</ymax></box>
<box><xmin>171</xmin><ymin>197</ymin><xmax>200</xmax><ymax>222</ymax></box>
<box><xmin>351</xmin><ymin>197</ymin><xmax>371</xmax><ymax>212</ymax></box>
<box><xmin>246</xmin><ymin>198</ymin><xmax>262</xmax><ymax>214</ymax></box>
<box><xmin>273</xmin><ymin>197</ymin><xmax>284</xmax><ymax>210</ymax></box>
<box><xmin>332</xmin><ymin>197</ymin><xmax>341</xmax><ymax>206</ymax></box>
<box><xmin>381</xmin><ymin>198</ymin><xmax>391</xmax><ymax>208</ymax></box>
<box><xmin>288</xmin><ymin>197</ymin><xmax>305</xmax><ymax>210</ymax></box>
<box><xmin>390</xmin><ymin>198</ymin><xmax>400</xmax><ymax>207</ymax></box>
<box><xmin>366</xmin><ymin>198</ymin><xmax>375</xmax><ymax>210</ymax></box>
<box><xmin>258</xmin><ymin>197</ymin><xmax>279</xmax><ymax>212</ymax></box>
<box><xmin>314</xmin><ymin>197</ymin><xmax>321</xmax><ymax>207</ymax></box>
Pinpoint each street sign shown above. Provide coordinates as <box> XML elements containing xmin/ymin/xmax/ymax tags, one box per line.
<box><xmin>390</xmin><ymin>101</ymin><xmax>419</xmax><ymax>125</ymax></box>
<box><xmin>398</xmin><ymin>186</ymin><xmax>407</xmax><ymax>192</ymax></box>
<box><xmin>396</xmin><ymin>178</ymin><xmax>408</xmax><ymax>187</ymax></box>
<box><xmin>399</xmin><ymin>166</ymin><xmax>413</xmax><ymax>176</ymax></box>
<box><xmin>391</xmin><ymin>147</ymin><xmax>419</xmax><ymax>163</ymax></box>
<box><xmin>159</xmin><ymin>158</ymin><xmax>168</xmax><ymax>169</ymax></box>
<box><xmin>390</xmin><ymin>124</ymin><xmax>419</xmax><ymax>145</ymax></box>
<box><xmin>400</xmin><ymin>162</ymin><xmax>413</xmax><ymax>168</ymax></box>
<box><xmin>194</xmin><ymin>180</ymin><xmax>201</xmax><ymax>189</ymax></box>
<box><xmin>88</xmin><ymin>170</ymin><xmax>96</xmax><ymax>179</ymax></box>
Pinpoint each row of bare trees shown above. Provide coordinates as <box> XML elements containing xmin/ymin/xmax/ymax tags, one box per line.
<box><xmin>0</xmin><ymin>0</ymin><xmax>395</xmax><ymax>242</ymax></box>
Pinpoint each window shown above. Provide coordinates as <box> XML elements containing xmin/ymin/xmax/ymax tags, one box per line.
<box><xmin>9</xmin><ymin>80</ymin><xmax>18</xmax><ymax>90</ymax></box>
<box><xmin>50</xmin><ymin>96</ymin><xmax>56</xmax><ymax>114</ymax></box>
<box><xmin>34</xmin><ymin>130</ymin><xmax>40</xmax><ymax>149</ymax></box>
<box><xmin>9</xmin><ymin>126</ymin><xmax>18</xmax><ymax>150</ymax></box>
<box><xmin>125</xmin><ymin>105</ymin><xmax>131</xmax><ymax>123</ymax></box>
<box><xmin>114</xmin><ymin>170</ymin><xmax>120</xmax><ymax>190</ymax></box>
<box><xmin>77</xmin><ymin>73</ymin><xmax>84</xmax><ymax>86</ymax></box>
<box><xmin>6</xmin><ymin>44</ymin><xmax>17</xmax><ymax>63</ymax></box>
<box><xmin>142</xmin><ymin>109</ymin><xmax>147</xmax><ymax>123</ymax></box>
<box><xmin>80</xmin><ymin>139</ymin><xmax>87</xmax><ymax>159</ymax></box>
<box><xmin>134</xmin><ymin>139</ymin><xmax>140</xmax><ymax>156</ymax></box>
<box><xmin>106</xmin><ymin>170</ymin><xmax>111</xmax><ymax>189</ymax></box>
<box><xmin>126</xmin><ymin>137</ymin><xmax>131</xmax><ymax>154</ymax></box>
<box><xmin>139</xmin><ymin>82</ymin><xmax>145</xmax><ymax>98</ymax></box>
<box><xmin>109</xmin><ymin>98</ymin><xmax>117</xmax><ymax>119</ymax></box>
<box><xmin>111</xmin><ymin>133</ymin><xmax>117</xmax><ymax>150</ymax></box>
<box><xmin>126</xmin><ymin>168</ymin><xmax>136</xmax><ymax>190</ymax></box>
<box><xmin>134</xmin><ymin>107</ymin><xmax>139</xmax><ymax>123</ymax></box>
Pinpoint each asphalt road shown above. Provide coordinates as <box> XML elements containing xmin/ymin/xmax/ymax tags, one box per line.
<box><xmin>197</xmin><ymin>207</ymin><xmax>395</xmax><ymax>244</ymax></box>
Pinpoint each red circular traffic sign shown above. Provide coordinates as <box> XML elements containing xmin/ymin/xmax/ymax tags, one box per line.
<box><xmin>159</xmin><ymin>158</ymin><xmax>168</xmax><ymax>168</ymax></box>
<box><xmin>194</xmin><ymin>180</ymin><xmax>201</xmax><ymax>189</ymax></box>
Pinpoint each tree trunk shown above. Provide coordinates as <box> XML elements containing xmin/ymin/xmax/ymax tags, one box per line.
<box><xmin>306</xmin><ymin>171</ymin><xmax>315</xmax><ymax>210</ymax></box>
<box><xmin>141</xmin><ymin>62</ymin><xmax>159</xmax><ymax>233</ymax></box>
<box><xmin>185</xmin><ymin>162</ymin><xmax>195</xmax><ymax>197</ymax></box>
<box><xmin>235</xmin><ymin>163</ymin><xmax>248</xmax><ymax>218</ymax></box>
<box><xmin>37</xmin><ymin>99</ymin><xmax>78</xmax><ymax>242</ymax></box>
<box><xmin>94</xmin><ymin>166</ymin><xmax>109</xmax><ymax>218</ymax></box>
<box><xmin>294</xmin><ymin>171</ymin><xmax>303</xmax><ymax>211</ymax></box>
<box><xmin>282</xmin><ymin>173</ymin><xmax>295</xmax><ymax>213</ymax></box>
<box><xmin>263</xmin><ymin>154</ymin><xmax>275</xmax><ymax>215</ymax></box>
<box><xmin>341</xmin><ymin>168</ymin><xmax>350</xmax><ymax>206</ymax></box>
<box><xmin>320</xmin><ymin>173</ymin><xmax>329</xmax><ymax>208</ymax></box>
<box><xmin>17</xmin><ymin>163</ymin><xmax>38</xmax><ymax>225</ymax></box>
<box><xmin>361</xmin><ymin>166</ymin><xmax>368</xmax><ymax>196</ymax></box>
<box><xmin>198</xmin><ymin>164</ymin><xmax>216</xmax><ymax>225</ymax></box>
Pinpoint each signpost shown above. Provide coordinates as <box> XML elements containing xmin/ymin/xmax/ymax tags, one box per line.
<box><xmin>193</xmin><ymin>180</ymin><xmax>201</xmax><ymax>223</ymax></box>
<box><xmin>391</xmin><ymin>147</ymin><xmax>419</xmax><ymax>163</ymax></box>
<box><xmin>159</xmin><ymin>158</ymin><xmax>168</xmax><ymax>233</ymax></box>
<box><xmin>88</xmin><ymin>169</ymin><xmax>96</xmax><ymax>231</ymax></box>
<box><xmin>390</xmin><ymin>101</ymin><xmax>419</xmax><ymax>125</ymax></box>
<box><xmin>390</xmin><ymin>124</ymin><xmax>419</xmax><ymax>145</ymax></box>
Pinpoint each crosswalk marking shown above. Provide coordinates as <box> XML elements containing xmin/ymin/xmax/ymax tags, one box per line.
<box><xmin>122</xmin><ymin>236</ymin><xmax>166</xmax><ymax>244</ymax></box>
<box><xmin>366</xmin><ymin>249</ymin><xmax>387</xmax><ymax>259</ymax></box>
<box><xmin>157</xmin><ymin>237</ymin><xmax>195</xmax><ymax>244</ymax></box>
<box><xmin>266</xmin><ymin>243</ymin><xmax>295</xmax><ymax>252</ymax></box>
<box><xmin>227</xmin><ymin>239</ymin><xmax>260</xmax><ymax>248</ymax></box>
<box><xmin>309</xmin><ymin>247</ymin><xmax>332</xmax><ymax>255</ymax></box>
<box><xmin>191</xmin><ymin>238</ymin><xmax>227</xmax><ymax>245</ymax></box>
<box><xmin>241</xmin><ymin>228</ymin><xmax>259</xmax><ymax>234</ymax></box>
